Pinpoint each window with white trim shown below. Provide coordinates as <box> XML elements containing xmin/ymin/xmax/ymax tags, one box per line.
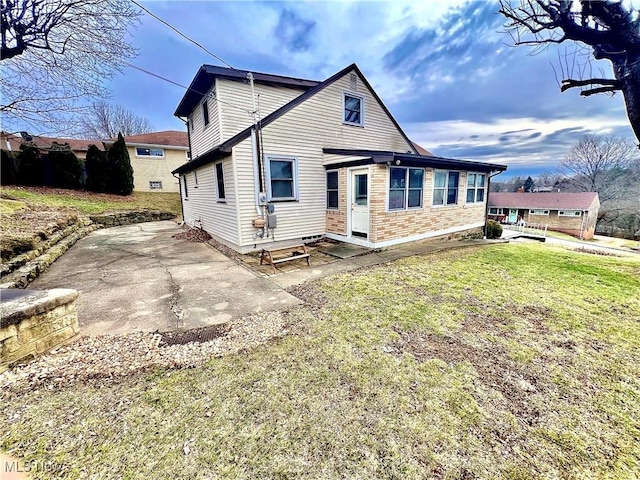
<box><xmin>466</xmin><ymin>173</ymin><xmax>486</xmax><ymax>203</ymax></box>
<box><xmin>136</xmin><ymin>147</ymin><xmax>164</xmax><ymax>157</ymax></box>
<box><xmin>266</xmin><ymin>155</ymin><xmax>298</xmax><ymax>201</ymax></box>
<box><xmin>489</xmin><ymin>208</ymin><xmax>505</xmax><ymax>215</ymax></box>
<box><xmin>529</xmin><ymin>209</ymin><xmax>549</xmax><ymax>215</ymax></box>
<box><xmin>559</xmin><ymin>210</ymin><xmax>582</xmax><ymax>217</ymax></box>
<box><xmin>149</xmin><ymin>181</ymin><xmax>163</xmax><ymax>190</ymax></box>
<box><xmin>202</xmin><ymin>99</ymin><xmax>210</xmax><ymax>127</ymax></box>
<box><xmin>326</xmin><ymin>171</ymin><xmax>339</xmax><ymax>209</ymax></box>
<box><xmin>388</xmin><ymin>167</ymin><xmax>424</xmax><ymax>210</ymax></box>
<box><xmin>433</xmin><ymin>170</ymin><xmax>460</xmax><ymax>206</ymax></box>
<box><xmin>343</xmin><ymin>92</ymin><xmax>364</xmax><ymax>126</ymax></box>
<box><xmin>215</xmin><ymin>162</ymin><xmax>226</xmax><ymax>201</ymax></box>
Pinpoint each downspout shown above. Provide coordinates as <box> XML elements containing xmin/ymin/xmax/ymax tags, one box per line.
<box><xmin>484</xmin><ymin>170</ymin><xmax>502</xmax><ymax>239</ymax></box>
<box><xmin>173</xmin><ymin>172</ymin><xmax>185</xmax><ymax>223</ymax></box>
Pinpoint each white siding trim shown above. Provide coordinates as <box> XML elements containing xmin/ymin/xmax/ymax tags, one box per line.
<box><xmin>232</xmin><ymin>148</ymin><xmax>243</xmax><ymax>246</ymax></box>
<box><xmin>327</xmin><ymin>221</ymin><xmax>485</xmax><ymax>249</ymax></box>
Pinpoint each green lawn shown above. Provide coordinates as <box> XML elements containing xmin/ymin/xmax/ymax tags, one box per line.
<box><xmin>2</xmin><ymin>243</ymin><xmax>639</xmax><ymax>479</ymax></box>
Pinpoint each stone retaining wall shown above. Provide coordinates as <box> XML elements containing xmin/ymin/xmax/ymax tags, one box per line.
<box><xmin>1</xmin><ymin>289</ymin><xmax>79</xmax><ymax>373</ymax></box>
<box><xmin>89</xmin><ymin>211</ymin><xmax>175</xmax><ymax>227</ymax></box>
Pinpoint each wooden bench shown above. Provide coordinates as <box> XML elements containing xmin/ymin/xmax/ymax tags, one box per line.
<box><xmin>260</xmin><ymin>244</ymin><xmax>311</xmax><ymax>273</ymax></box>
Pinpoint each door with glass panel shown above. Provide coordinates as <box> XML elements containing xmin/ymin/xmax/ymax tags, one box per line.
<box><xmin>350</xmin><ymin>169</ymin><xmax>369</xmax><ymax>237</ymax></box>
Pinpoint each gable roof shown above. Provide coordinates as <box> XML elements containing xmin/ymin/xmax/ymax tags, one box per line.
<box><xmin>1</xmin><ymin>131</ymin><xmax>104</xmax><ymax>153</ymax></box>
<box><xmin>412</xmin><ymin>142</ymin><xmax>433</xmax><ymax>156</ymax></box>
<box><xmin>173</xmin><ymin>63</ymin><xmax>418</xmax><ymax>174</ymax></box>
<box><xmin>174</xmin><ymin>65</ymin><xmax>320</xmax><ymax>117</ymax></box>
<box><xmin>488</xmin><ymin>192</ymin><xmax>599</xmax><ymax>210</ymax></box>
<box><xmin>104</xmin><ymin>130</ymin><xmax>188</xmax><ymax>148</ymax></box>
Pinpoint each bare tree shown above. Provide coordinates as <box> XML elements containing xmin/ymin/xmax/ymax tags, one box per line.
<box><xmin>499</xmin><ymin>1</ymin><xmax>640</xmax><ymax>146</ymax></box>
<box><xmin>0</xmin><ymin>0</ymin><xmax>141</xmax><ymax>135</ymax></box>
<box><xmin>82</xmin><ymin>102</ymin><xmax>154</xmax><ymax>139</ymax></box>
<box><xmin>560</xmin><ymin>135</ymin><xmax>639</xmax><ymax>203</ymax></box>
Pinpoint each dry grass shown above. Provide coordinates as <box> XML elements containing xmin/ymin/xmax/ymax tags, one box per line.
<box><xmin>2</xmin><ymin>243</ymin><xmax>639</xmax><ymax>479</ymax></box>
<box><xmin>0</xmin><ymin>186</ymin><xmax>181</xmax><ymax>259</ymax></box>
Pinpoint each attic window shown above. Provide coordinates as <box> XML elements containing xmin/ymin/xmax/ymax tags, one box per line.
<box><xmin>343</xmin><ymin>93</ymin><xmax>364</xmax><ymax>126</ymax></box>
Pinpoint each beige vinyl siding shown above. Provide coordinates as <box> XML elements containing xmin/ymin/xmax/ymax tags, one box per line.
<box><xmin>217</xmin><ymin>79</ymin><xmax>305</xmax><ymax>142</ymax></box>
<box><xmin>129</xmin><ymin>146</ymin><xmax>185</xmax><ymax>192</ymax></box>
<box><xmin>188</xmin><ymin>81</ymin><xmax>221</xmax><ymax>158</ymax></box>
<box><xmin>235</xmin><ymin>68</ymin><xmax>414</xmax><ymax>249</ymax></box>
<box><xmin>181</xmin><ymin>157</ymin><xmax>238</xmax><ymax>246</ymax></box>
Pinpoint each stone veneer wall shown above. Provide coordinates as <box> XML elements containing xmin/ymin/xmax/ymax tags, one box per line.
<box><xmin>1</xmin><ymin>289</ymin><xmax>79</xmax><ymax>373</ymax></box>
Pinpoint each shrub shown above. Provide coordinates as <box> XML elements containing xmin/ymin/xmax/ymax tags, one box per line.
<box><xmin>486</xmin><ymin>219</ymin><xmax>503</xmax><ymax>239</ymax></box>
<box><xmin>106</xmin><ymin>132</ymin><xmax>134</xmax><ymax>195</ymax></box>
<box><xmin>1</xmin><ymin>149</ymin><xmax>18</xmax><ymax>185</ymax></box>
<box><xmin>85</xmin><ymin>144</ymin><xmax>109</xmax><ymax>193</ymax></box>
<box><xmin>49</xmin><ymin>143</ymin><xmax>84</xmax><ymax>189</ymax></box>
<box><xmin>15</xmin><ymin>144</ymin><xmax>45</xmax><ymax>186</ymax></box>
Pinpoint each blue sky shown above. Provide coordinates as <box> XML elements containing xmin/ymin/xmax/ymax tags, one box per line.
<box><xmin>107</xmin><ymin>0</ymin><xmax>635</xmax><ymax>178</ymax></box>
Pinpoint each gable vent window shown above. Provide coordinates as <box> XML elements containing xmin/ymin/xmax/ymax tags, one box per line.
<box><xmin>202</xmin><ymin>99</ymin><xmax>210</xmax><ymax>127</ymax></box>
<box><xmin>343</xmin><ymin>93</ymin><xmax>364</xmax><ymax>127</ymax></box>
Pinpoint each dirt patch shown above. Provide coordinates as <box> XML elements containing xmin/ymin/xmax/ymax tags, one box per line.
<box><xmin>158</xmin><ymin>323</ymin><xmax>230</xmax><ymax>346</ymax></box>
<box><xmin>172</xmin><ymin>225</ymin><xmax>212</xmax><ymax>243</ymax></box>
<box><xmin>391</xmin><ymin>326</ymin><xmax>547</xmax><ymax>426</ymax></box>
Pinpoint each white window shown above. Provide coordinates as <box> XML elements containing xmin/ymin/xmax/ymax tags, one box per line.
<box><xmin>559</xmin><ymin>210</ymin><xmax>582</xmax><ymax>217</ymax></box>
<box><xmin>326</xmin><ymin>170</ymin><xmax>339</xmax><ymax>210</ymax></box>
<box><xmin>466</xmin><ymin>173</ymin><xmax>486</xmax><ymax>203</ymax></box>
<box><xmin>343</xmin><ymin>92</ymin><xmax>364</xmax><ymax>126</ymax></box>
<box><xmin>265</xmin><ymin>155</ymin><xmax>298</xmax><ymax>201</ymax></box>
<box><xmin>529</xmin><ymin>209</ymin><xmax>549</xmax><ymax>215</ymax></box>
<box><xmin>433</xmin><ymin>170</ymin><xmax>460</xmax><ymax>206</ymax></box>
<box><xmin>149</xmin><ymin>181</ymin><xmax>163</xmax><ymax>190</ymax></box>
<box><xmin>202</xmin><ymin>99</ymin><xmax>210</xmax><ymax>127</ymax></box>
<box><xmin>215</xmin><ymin>162</ymin><xmax>226</xmax><ymax>201</ymax></box>
<box><xmin>489</xmin><ymin>207</ymin><xmax>505</xmax><ymax>215</ymax></box>
<box><xmin>388</xmin><ymin>167</ymin><xmax>424</xmax><ymax>210</ymax></box>
<box><xmin>136</xmin><ymin>147</ymin><xmax>164</xmax><ymax>157</ymax></box>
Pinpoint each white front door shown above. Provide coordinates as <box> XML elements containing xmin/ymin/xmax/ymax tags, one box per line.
<box><xmin>350</xmin><ymin>169</ymin><xmax>369</xmax><ymax>237</ymax></box>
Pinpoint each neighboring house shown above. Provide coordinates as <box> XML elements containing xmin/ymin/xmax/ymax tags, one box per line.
<box><xmin>103</xmin><ymin>131</ymin><xmax>188</xmax><ymax>193</ymax></box>
<box><xmin>488</xmin><ymin>192</ymin><xmax>600</xmax><ymax>240</ymax></box>
<box><xmin>172</xmin><ymin>63</ymin><xmax>506</xmax><ymax>253</ymax></box>
<box><xmin>1</xmin><ymin>131</ymin><xmax>104</xmax><ymax>159</ymax></box>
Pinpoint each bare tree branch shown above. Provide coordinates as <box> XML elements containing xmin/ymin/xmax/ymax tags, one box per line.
<box><xmin>81</xmin><ymin>101</ymin><xmax>154</xmax><ymax>139</ymax></box>
<box><xmin>0</xmin><ymin>0</ymin><xmax>141</xmax><ymax>136</ymax></box>
<box><xmin>499</xmin><ymin>1</ymin><xmax>640</xmax><ymax>145</ymax></box>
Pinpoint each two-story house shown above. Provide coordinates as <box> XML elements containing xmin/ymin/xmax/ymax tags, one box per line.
<box><xmin>172</xmin><ymin>63</ymin><xmax>507</xmax><ymax>254</ymax></box>
<box><xmin>103</xmin><ymin>130</ymin><xmax>189</xmax><ymax>193</ymax></box>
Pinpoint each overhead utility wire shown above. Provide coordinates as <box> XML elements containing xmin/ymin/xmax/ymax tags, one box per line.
<box><xmin>130</xmin><ymin>0</ymin><xmax>235</xmax><ymax>70</ymax></box>
<box><xmin>122</xmin><ymin>61</ymin><xmax>251</xmax><ymax>114</ymax></box>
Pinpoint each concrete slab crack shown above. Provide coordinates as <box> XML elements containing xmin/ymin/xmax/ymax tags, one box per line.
<box><xmin>165</xmin><ymin>267</ymin><xmax>185</xmax><ymax>329</ymax></box>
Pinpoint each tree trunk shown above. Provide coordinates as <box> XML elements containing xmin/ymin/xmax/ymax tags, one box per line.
<box><xmin>615</xmin><ymin>57</ymin><xmax>640</xmax><ymax>147</ymax></box>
